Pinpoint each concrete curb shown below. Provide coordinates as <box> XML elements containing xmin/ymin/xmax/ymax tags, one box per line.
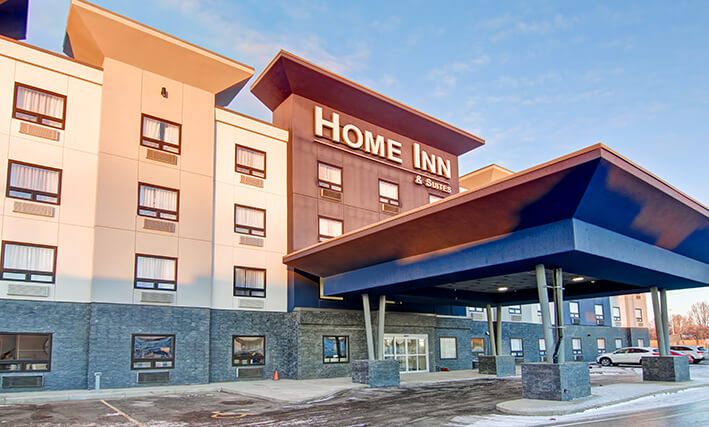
<box><xmin>496</xmin><ymin>382</ymin><xmax>709</xmax><ymax>416</ymax></box>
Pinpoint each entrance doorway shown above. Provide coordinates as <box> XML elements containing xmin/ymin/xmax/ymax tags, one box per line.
<box><xmin>383</xmin><ymin>334</ymin><xmax>429</xmax><ymax>373</ymax></box>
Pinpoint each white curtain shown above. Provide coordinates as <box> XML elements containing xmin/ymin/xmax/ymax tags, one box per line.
<box><xmin>3</xmin><ymin>244</ymin><xmax>55</xmax><ymax>272</ymax></box>
<box><xmin>236</xmin><ymin>206</ymin><xmax>265</xmax><ymax>228</ymax></box>
<box><xmin>16</xmin><ymin>86</ymin><xmax>64</xmax><ymax>119</ymax></box>
<box><xmin>139</xmin><ymin>185</ymin><xmax>177</xmax><ymax>211</ymax></box>
<box><xmin>136</xmin><ymin>256</ymin><xmax>175</xmax><ymax>280</ymax></box>
<box><xmin>235</xmin><ymin>268</ymin><xmax>265</xmax><ymax>289</ymax></box>
<box><xmin>511</xmin><ymin>339</ymin><xmax>523</xmax><ymax>352</ymax></box>
<box><xmin>319</xmin><ymin>217</ymin><xmax>343</xmax><ymax>237</ymax></box>
<box><xmin>142</xmin><ymin>116</ymin><xmax>179</xmax><ymax>145</ymax></box>
<box><xmin>379</xmin><ymin>180</ymin><xmax>398</xmax><ymax>200</ymax></box>
<box><xmin>10</xmin><ymin>163</ymin><xmax>60</xmax><ymax>194</ymax></box>
<box><xmin>237</xmin><ymin>147</ymin><xmax>265</xmax><ymax>171</ymax></box>
<box><xmin>318</xmin><ymin>163</ymin><xmax>341</xmax><ymax>185</ymax></box>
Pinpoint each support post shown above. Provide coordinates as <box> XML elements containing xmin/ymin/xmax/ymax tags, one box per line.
<box><xmin>553</xmin><ymin>268</ymin><xmax>565</xmax><ymax>363</ymax></box>
<box><xmin>496</xmin><ymin>305</ymin><xmax>503</xmax><ymax>355</ymax></box>
<box><xmin>660</xmin><ymin>289</ymin><xmax>671</xmax><ymax>355</ymax></box>
<box><xmin>535</xmin><ymin>264</ymin><xmax>554</xmax><ymax>363</ymax></box>
<box><xmin>377</xmin><ymin>295</ymin><xmax>386</xmax><ymax>360</ymax></box>
<box><xmin>486</xmin><ymin>304</ymin><xmax>497</xmax><ymax>356</ymax></box>
<box><xmin>651</xmin><ymin>287</ymin><xmax>667</xmax><ymax>356</ymax></box>
<box><xmin>362</xmin><ymin>294</ymin><xmax>375</xmax><ymax>360</ymax></box>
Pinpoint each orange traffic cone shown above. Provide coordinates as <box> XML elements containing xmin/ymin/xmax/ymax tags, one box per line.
<box><xmin>273</xmin><ymin>370</ymin><xmax>279</xmax><ymax>381</ymax></box>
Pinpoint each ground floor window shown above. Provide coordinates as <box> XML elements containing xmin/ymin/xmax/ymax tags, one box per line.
<box><xmin>233</xmin><ymin>336</ymin><xmax>265</xmax><ymax>366</ymax></box>
<box><xmin>131</xmin><ymin>334</ymin><xmax>175</xmax><ymax>369</ymax></box>
<box><xmin>0</xmin><ymin>333</ymin><xmax>51</xmax><ymax>372</ymax></box>
<box><xmin>233</xmin><ymin>266</ymin><xmax>266</xmax><ymax>298</ymax></box>
<box><xmin>538</xmin><ymin>338</ymin><xmax>546</xmax><ymax>358</ymax></box>
<box><xmin>470</xmin><ymin>338</ymin><xmax>485</xmax><ymax>354</ymax></box>
<box><xmin>637</xmin><ymin>338</ymin><xmax>645</xmax><ymax>347</ymax></box>
<box><xmin>510</xmin><ymin>338</ymin><xmax>523</xmax><ymax>358</ymax></box>
<box><xmin>384</xmin><ymin>334</ymin><xmax>428</xmax><ymax>373</ymax></box>
<box><xmin>323</xmin><ymin>336</ymin><xmax>349</xmax><ymax>363</ymax></box>
<box><xmin>597</xmin><ymin>338</ymin><xmax>606</xmax><ymax>354</ymax></box>
<box><xmin>572</xmin><ymin>338</ymin><xmax>583</xmax><ymax>356</ymax></box>
<box><xmin>614</xmin><ymin>338</ymin><xmax>623</xmax><ymax>349</ymax></box>
<box><xmin>439</xmin><ymin>337</ymin><xmax>457</xmax><ymax>360</ymax></box>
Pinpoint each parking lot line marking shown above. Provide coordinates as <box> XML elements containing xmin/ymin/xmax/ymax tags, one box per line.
<box><xmin>100</xmin><ymin>400</ymin><xmax>146</xmax><ymax>427</ymax></box>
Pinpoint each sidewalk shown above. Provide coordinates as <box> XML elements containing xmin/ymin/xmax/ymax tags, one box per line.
<box><xmin>496</xmin><ymin>380</ymin><xmax>709</xmax><ymax>416</ymax></box>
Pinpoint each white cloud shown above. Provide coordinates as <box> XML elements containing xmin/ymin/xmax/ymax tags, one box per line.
<box><xmin>428</xmin><ymin>55</ymin><xmax>490</xmax><ymax>97</ymax></box>
<box><xmin>483</xmin><ymin>13</ymin><xmax>576</xmax><ymax>42</ymax></box>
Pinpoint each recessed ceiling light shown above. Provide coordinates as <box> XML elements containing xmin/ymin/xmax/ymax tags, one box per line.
<box><xmin>571</xmin><ymin>276</ymin><xmax>585</xmax><ymax>282</ymax></box>
<box><xmin>498</xmin><ymin>287</ymin><xmax>509</xmax><ymax>292</ymax></box>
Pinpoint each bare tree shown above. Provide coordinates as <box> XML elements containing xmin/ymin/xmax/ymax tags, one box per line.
<box><xmin>689</xmin><ymin>302</ymin><xmax>709</xmax><ymax>329</ymax></box>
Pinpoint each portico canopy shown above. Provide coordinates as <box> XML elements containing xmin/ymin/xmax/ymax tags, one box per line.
<box><xmin>284</xmin><ymin>145</ymin><xmax>709</xmax><ymax>306</ymax></box>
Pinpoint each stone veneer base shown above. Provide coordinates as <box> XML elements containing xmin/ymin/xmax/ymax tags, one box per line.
<box><xmin>478</xmin><ymin>355</ymin><xmax>516</xmax><ymax>377</ymax></box>
<box><xmin>641</xmin><ymin>356</ymin><xmax>690</xmax><ymax>382</ymax></box>
<box><xmin>351</xmin><ymin>359</ymin><xmax>400</xmax><ymax>388</ymax></box>
<box><xmin>521</xmin><ymin>362</ymin><xmax>591</xmax><ymax>401</ymax></box>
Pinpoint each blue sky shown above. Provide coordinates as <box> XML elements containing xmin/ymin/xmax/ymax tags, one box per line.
<box><xmin>24</xmin><ymin>0</ymin><xmax>708</xmax><ymax>315</ymax></box>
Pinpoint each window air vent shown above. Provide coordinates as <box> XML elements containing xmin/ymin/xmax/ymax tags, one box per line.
<box><xmin>381</xmin><ymin>203</ymin><xmax>399</xmax><ymax>214</ymax></box>
<box><xmin>146</xmin><ymin>148</ymin><xmax>178</xmax><ymax>165</ymax></box>
<box><xmin>571</xmin><ymin>318</ymin><xmax>580</xmax><ymax>325</ymax></box>
<box><xmin>2</xmin><ymin>375</ymin><xmax>44</xmax><ymax>389</ymax></box>
<box><xmin>143</xmin><ymin>218</ymin><xmax>176</xmax><ymax>233</ymax></box>
<box><xmin>472</xmin><ymin>313</ymin><xmax>484</xmax><ymax>321</ymax></box>
<box><xmin>320</xmin><ymin>188</ymin><xmax>342</xmax><ymax>202</ymax></box>
<box><xmin>574</xmin><ymin>355</ymin><xmax>584</xmax><ymax>362</ymax></box>
<box><xmin>140</xmin><ymin>291</ymin><xmax>175</xmax><ymax>304</ymax></box>
<box><xmin>13</xmin><ymin>201</ymin><xmax>55</xmax><ymax>217</ymax></box>
<box><xmin>7</xmin><ymin>284</ymin><xmax>50</xmax><ymax>297</ymax></box>
<box><xmin>239</xmin><ymin>236</ymin><xmax>264</xmax><ymax>247</ymax></box>
<box><xmin>237</xmin><ymin>298</ymin><xmax>265</xmax><ymax>309</ymax></box>
<box><xmin>510</xmin><ymin>315</ymin><xmax>523</xmax><ymax>322</ymax></box>
<box><xmin>19</xmin><ymin>122</ymin><xmax>60</xmax><ymax>141</ymax></box>
<box><xmin>240</xmin><ymin>175</ymin><xmax>264</xmax><ymax>188</ymax></box>
<box><xmin>237</xmin><ymin>367</ymin><xmax>264</xmax><ymax>379</ymax></box>
<box><xmin>137</xmin><ymin>371</ymin><xmax>170</xmax><ymax>385</ymax></box>
<box><xmin>596</xmin><ymin>319</ymin><xmax>605</xmax><ymax>326</ymax></box>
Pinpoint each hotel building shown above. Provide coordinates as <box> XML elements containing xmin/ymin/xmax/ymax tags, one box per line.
<box><xmin>0</xmin><ymin>1</ymin><xmax>652</xmax><ymax>391</ymax></box>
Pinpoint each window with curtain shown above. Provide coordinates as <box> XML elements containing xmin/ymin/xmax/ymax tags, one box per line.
<box><xmin>572</xmin><ymin>338</ymin><xmax>583</xmax><ymax>355</ymax></box>
<box><xmin>318</xmin><ymin>217</ymin><xmax>343</xmax><ymax>241</ymax></box>
<box><xmin>1</xmin><ymin>242</ymin><xmax>57</xmax><ymax>283</ymax></box>
<box><xmin>323</xmin><ymin>336</ymin><xmax>349</xmax><ymax>363</ymax></box>
<box><xmin>131</xmin><ymin>335</ymin><xmax>175</xmax><ymax>369</ymax></box>
<box><xmin>234</xmin><ymin>205</ymin><xmax>266</xmax><ymax>236</ymax></box>
<box><xmin>510</xmin><ymin>338</ymin><xmax>524</xmax><ymax>357</ymax></box>
<box><xmin>232</xmin><ymin>336</ymin><xmax>265</xmax><ymax>366</ymax></box>
<box><xmin>236</xmin><ymin>145</ymin><xmax>266</xmax><ymax>178</ymax></box>
<box><xmin>538</xmin><ymin>338</ymin><xmax>546</xmax><ymax>353</ymax></box>
<box><xmin>597</xmin><ymin>338</ymin><xmax>606</xmax><ymax>354</ymax></box>
<box><xmin>614</xmin><ymin>338</ymin><xmax>623</xmax><ymax>349</ymax></box>
<box><xmin>13</xmin><ymin>84</ymin><xmax>66</xmax><ymax>129</ymax></box>
<box><xmin>635</xmin><ymin>308</ymin><xmax>643</xmax><ymax>323</ymax></box>
<box><xmin>569</xmin><ymin>301</ymin><xmax>580</xmax><ymax>319</ymax></box>
<box><xmin>7</xmin><ymin>161</ymin><xmax>62</xmax><ymax>205</ymax></box>
<box><xmin>439</xmin><ymin>337</ymin><xmax>457</xmax><ymax>359</ymax></box>
<box><xmin>594</xmin><ymin>304</ymin><xmax>604</xmax><ymax>321</ymax></box>
<box><xmin>138</xmin><ymin>183</ymin><xmax>179</xmax><ymax>221</ymax></box>
<box><xmin>234</xmin><ymin>267</ymin><xmax>266</xmax><ymax>298</ymax></box>
<box><xmin>378</xmin><ymin>180</ymin><xmax>399</xmax><ymax>206</ymax></box>
<box><xmin>471</xmin><ymin>338</ymin><xmax>485</xmax><ymax>353</ymax></box>
<box><xmin>318</xmin><ymin>162</ymin><xmax>342</xmax><ymax>191</ymax></box>
<box><xmin>429</xmin><ymin>194</ymin><xmax>444</xmax><ymax>203</ymax></box>
<box><xmin>508</xmin><ymin>305</ymin><xmax>522</xmax><ymax>315</ymax></box>
<box><xmin>141</xmin><ymin>114</ymin><xmax>181</xmax><ymax>154</ymax></box>
<box><xmin>0</xmin><ymin>333</ymin><xmax>52</xmax><ymax>372</ymax></box>
<box><xmin>134</xmin><ymin>254</ymin><xmax>177</xmax><ymax>291</ymax></box>
<box><xmin>613</xmin><ymin>306</ymin><xmax>621</xmax><ymax>321</ymax></box>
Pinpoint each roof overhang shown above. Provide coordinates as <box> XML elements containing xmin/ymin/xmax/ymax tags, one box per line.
<box><xmin>63</xmin><ymin>0</ymin><xmax>254</xmax><ymax>105</ymax></box>
<box><xmin>251</xmin><ymin>50</ymin><xmax>484</xmax><ymax>156</ymax></box>
<box><xmin>0</xmin><ymin>0</ymin><xmax>29</xmax><ymax>40</ymax></box>
<box><xmin>284</xmin><ymin>144</ymin><xmax>709</xmax><ymax>305</ymax></box>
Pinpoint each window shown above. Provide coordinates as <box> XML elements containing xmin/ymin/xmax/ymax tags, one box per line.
<box><xmin>613</xmin><ymin>306</ymin><xmax>621</xmax><ymax>322</ymax></box>
<box><xmin>0</xmin><ymin>333</ymin><xmax>52</xmax><ymax>372</ymax></box>
<box><xmin>439</xmin><ymin>337</ymin><xmax>457</xmax><ymax>359</ymax></box>
<box><xmin>508</xmin><ymin>305</ymin><xmax>522</xmax><ymax>315</ymax></box>
<box><xmin>510</xmin><ymin>338</ymin><xmax>523</xmax><ymax>357</ymax></box>
<box><xmin>572</xmin><ymin>338</ymin><xmax>582</xmax><ymax>355</ymax></box>
<box><xmin>569</xmin><ymin>302</ymin><xmax>580</xmax><ymax>319</ymax></box>
<box><xmin>134</xmin><ymin>254</ymin><xmax>177</xmax><ymax>291</ymax></box>
<box><xmin>1</xmin><ymin>242</ymin><xmax>57</xmax><ymax>283</ymax></box>
<box><xmin>234</xmin><ymin>205</ymin><xmax>266</xmax><ymax>237</ymax></box>
<box><xmin>138</xmin><ymin>183</ymin><xmax>179</xmax><ymax>221</ymax></box>
<box><xmin>595</xmin><ymin>304</ymin><xmax>604</xmax><ymax>324</ymax></box>
<box><xmin>378</xmin><ymin>180</ymin><xmax>399</xmax><ymax>206</ymax></box>
<box><xmin>318</xmin><ymin>216</ymin><xmax>343</xmax><ymax>241</ymax></box>
<box><xmin>13</xmin><ymin>83</ymin><xmax>66</xmax><ymax>129</ymax></box>
<box><xmin>635</xmin><ymin>308</ymin><xmax>643</xmax><ymax>323</ymax></box>
<box><xmin>323</xmin><ymin>336</ymin><xmax>349</xmax><ymax>363</ymax></box>
<box><xmin>538</xmin><ymin>338</ymin><xmax>546</xmax><ymax>355</ymax></box>
<box><xmin>232</xmin><ymin>336</ymin><xmax>265</xmax><ymax>366</ymax></box>
<box><xmin>429</xmin><ymin>194</ymin><xmax>444</xmax><ymax>203</ymax></box>
<box><xmin>318</xmin><ymin>162</ymin><xmax>342</xmax><ymax>191</ymax></box>
<box><xmin>597</xmin><ymin>338</ymin><xmax>606</xmax><ymax>354</ymax></box>
<box><xmin>7</xmin><ymin>161</ymin><xmax>62</xmax><ymax>205</ymax></box>
<box><xmin>536</xmin><ymin>304</ymin><xmax>543</xmax><ymax>321</ymax></box>
<box><xmin>236</xmin><ymin>145</ymin><xmax>266</xmax><ymax>178</ymax></box>
<box><xmin>637</xmin><ymin>338</ymin><xmax>645</xmax><ymax>347</ymax></box>
<box><xmin>614</xmin><ymin>338</ymin><xmax>623</xmax><ymax>349</ymax></box>
<box><xmin>131</xmin><ymin>334</ymin><xmax>175</xmax><ymax>369</ymax></box>
<box><xmin>468</xmin><ymin>306</ymin><xmax>484</xmax><ymax>316</ymax></box>
<box><xmin>141</xmin><ymin>114</ymin><xmax>181</xmax><ymax>154</ymax></box>
<box><xmin>470</xmin><ymin>338</ymin><xmax>485</xmax><ymax>353</ymax></box>
<box><xmin>233</xmin><ymin>267</ymin><xmax>266</xmax><ymax>298</ymax></box>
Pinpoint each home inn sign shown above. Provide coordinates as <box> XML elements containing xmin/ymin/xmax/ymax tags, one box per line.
<box><xmin>314</xmin><ymin>106</ymin><xmax>453</xmax><ymax>180</ymax></box>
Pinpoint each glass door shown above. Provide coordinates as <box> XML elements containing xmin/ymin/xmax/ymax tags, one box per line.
<box><xmin>383</xmin><ymin>334</ymin><xmax>429</xmax><ymax>372</ymax></box>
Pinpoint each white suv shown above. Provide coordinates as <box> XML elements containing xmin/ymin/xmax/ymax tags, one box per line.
<box><xmin>670</xmin><ymin>345</ymin><xmax>705</xmax><ymax>364</ymax></box>
<box><xmin>596</xmin><ymin>347</ymin><xmax>654</xmax><ymax>366</ymax></box>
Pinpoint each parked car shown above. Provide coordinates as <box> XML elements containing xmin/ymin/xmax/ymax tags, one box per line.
<box><xmin>597</xmin><ymin>347</ymin><xmax>655</xmax><ymax>366</ymax></box>
<box><xmin>670</xmin><ymin>345</ymin><xmax>705</xmax><ymax>364</ymax></box>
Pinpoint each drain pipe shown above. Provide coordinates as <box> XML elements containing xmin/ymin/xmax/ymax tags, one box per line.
<box><xmin>94</xmin><ymin>372</ymin><xmax>102</xmax><ymax>391</ymax></box>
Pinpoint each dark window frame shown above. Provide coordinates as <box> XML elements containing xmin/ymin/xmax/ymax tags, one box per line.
<box><xmin>594</xmin><ymin>304</ymin><xmax>605</xmax><ymax>321</ymax></box>
<box><xmin>232</xmin><ymin>335</ymin><xmax>266</xmax><ymax>367</ymax></box>
<box><xmin>510</xmin><ymin>338</ymin><xmax>524</xmax><ymax>358</ymax></box>
<box><xmin>597</xmin><ymin>338</ymin><xmax>607</xmax><ymax>354</ymax></box>
<box><xmin>234</xmin><ymin>204</ymin><xmax>266</xmax><ymax>237</ymax></box>
<box><xmin>322</xmin><ymin>335</ymin><xmax>349</xmax><ymax>364</ymax></box>
<box><xmin>634</xmin><ymin>308</ymin><xmax>643</xmax><ymax>323</ymax></box>
<box><xmin>130</xmin><ymin>334</ymin><xmax>175</xmax><ymax>370</ymax></box>
<box><xmin>6</xmin><ymin>160</ymin><xmax>63</xmax><ymax>206</ymax></box>
<box><xmin>318</xmin><ymin>215</ymin><xmax>343</xmax><ymax>241</ymax></box>
<box><xmin>614</xmin><ymin>338</ymin><xmax>624</xmax><ymax>349</ymax></box>
<box><xmin>569</xmin><ymin>301</ymin><xmax>580</xmax><ymax>319</ymax></box>
<box><xmin>235</xmin><ymin>144</ymin><xmax>267</xmax><ymax>179</ymax></box>
<box><xmin>439</xmin><ymin>336</ymin><xmax>458</xmax><ymax>360</ymax></box>
<box><xmin>378</xmin><ymin>179</ymin><xmax>400</xmax><ymax>206</ymax></box>
<box><xmin>0</xmin><ymin>241</ymin><xmax>58</xmax><ymax>284</ymax></box>
<box><xmin>12</xmin><ymin>83</ymin><xmax>67</xmax><ymax>130</ymax></box>
<box><xmin>572</xmin><ymin>338</ymin><xmax>583</xmax><ymax>355</ymax></box>
<box><xmin>140</xmin><ymin>113</ymin><xmax>182</xmax><ymax>155</ymax></box>
<box><xmin>508</xmin><ymin>305</ymin><xmax>522</xmax><ymax>315</ymax></box>
<box><xmin>0</xmin><ymin>332</ymin><xmax>52</xmax><ymax>372</ymax></box>
<box><xmin>233</xmin><ymin>266</ymin><xmax>266</xmax><ymax>298</ymax></box>
<box><xmin>137</xmin><ymin>182</ymin><xmax>180</xmax><ymax>222</ymax></box>
<box><xmin>134</xmin><ymin>253</ymin><xmax>178</xmax><ymax>291</ymax></box>
<box><xmin>317</xmin><ymin>161</ymin><xmax>343</xmax><ymax>192</ymax></box>
<box><xmin>612</xmin><ymin>306</ymin><xmax>621</xmax><ymax>322</ymax></box>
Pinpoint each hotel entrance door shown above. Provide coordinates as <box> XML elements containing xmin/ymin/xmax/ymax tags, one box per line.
<box><xmin>383</xmin><ymin>334</ymin><xmax>429</xmax><ymax>372</ymax></box>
